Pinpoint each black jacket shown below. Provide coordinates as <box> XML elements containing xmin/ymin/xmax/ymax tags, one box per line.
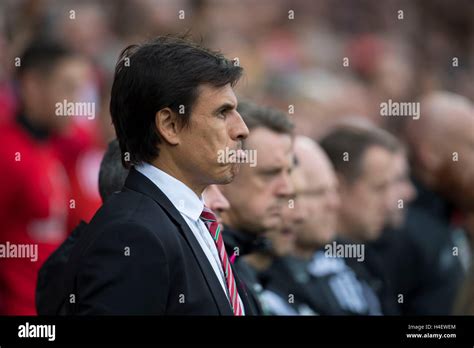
<box><xmin>37</xmin><ymin>221</ymin><xmax>88</xmax><ymax>315</ymax></box>
<box><xmin>222</xmin><ymin>225</ymin><xmax>265</xmax><ymax>315</ymax></box>
<box><xmin>61</xmin><ymin>167</ymin><xmax>254</xmax><ymax>315</ymax></box>
<box><xmin>343</xmin><ymin>242</ymin><xmax>400</xmax><ymax>315</ymax></box>
<box><xmin>263</xmin><ymin>242</ymin><xmax>398</xmax><ymax>316</ymax></box>
<box><xmin>259</xmin><ymin>256</ymin><xmax>319</xmax><ymax>315</ymax></box>
<box><xmin>371</xmin><ymin>179</ymin><xmax>465</xmax><ymax>315</ymax></box>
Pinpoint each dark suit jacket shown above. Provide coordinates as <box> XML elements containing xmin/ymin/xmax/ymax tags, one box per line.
<box><xmin>67</xmin><ymin>167</ymin><xmax>254</xmax><ymax>315</ymax></box>
<box><xmin>223</xmin><ymin>225</ymin><xmax>266</xmax><ymax>315</ymax></box>
<box><xmin>370</xmin><ymin>179</ymin><xmax>464</xmax><ymax>315</ymax></box>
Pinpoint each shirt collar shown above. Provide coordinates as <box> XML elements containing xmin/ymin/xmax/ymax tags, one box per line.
<box><xmin>135</xmin><ymin>162</ymin><xmax>204</xmax><ymax>221</ymax></box>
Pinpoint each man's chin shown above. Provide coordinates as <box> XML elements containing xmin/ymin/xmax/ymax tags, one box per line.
<box><xmin>229</xmin><ymin>162</ymin><xmax>241</xmax><ymax>176</ymax></box>
<box><xmin>365</xmin><ymin>226</ymin><xmax>383</xmax><ymax>241</ymax></box>
<box><xmin>319</xmin><ymin>228</ymin><xmax>337</xmax><ymax>244</ymax></box>
<box><xmin>214</xmin><ymin>175</ymin><xmax>232</xmax><ymax>186</ymax></box>
<box><xmin>264</xmin><ymin>218</ymin><xmax>284</xmax><ymax>233</ymax></box>
<box><xmin>213</xmin><ymin>164</ymin><xmax>238</xmax><ymax>184</ymax></box>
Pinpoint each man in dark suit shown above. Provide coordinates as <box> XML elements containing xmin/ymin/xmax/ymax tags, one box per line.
<box><xmin>63</xmin><ymin>36</ymin><xmax>251</xmax><ymax>315</ymax></box>
<box><xmin>319</xmin><ymin>125</ymin><xmax>404</xmax><ymax>315</ymax></box>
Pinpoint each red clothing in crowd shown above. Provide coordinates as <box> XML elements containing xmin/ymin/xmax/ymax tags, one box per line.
<box><xmin>0</xmin><ymin>117</ymin><xmax>102</xmax><ymax>315</ymax></box>
<box><xmin>51</xmin><ymin>123</ymin><xmax>104</xmax><ymax>233</ymax></box>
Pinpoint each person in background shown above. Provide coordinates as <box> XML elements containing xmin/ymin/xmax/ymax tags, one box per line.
<box><xmin>0</xmin><ymin>39</ymin><xmax>93</xmax><ymax>315</ymax></box>
<box><xmin>247</xmin><ymin>146</ymin><xmax>316</xmax><ymax>315</ymax></box>
<box><xmin>369</xmin><ymin>143</ymin><xmax>417</xmax><ymax>313</ymax></box>
<box><xmin>97</xmin><ymin>139</ymin><xmax>129</xmax><ymax>201</ymax></box>
<box><xmin>261</xmin><ymin>135</ymin><xmax>390</xmax><ymax>315</ymax></box>
<box><xmin>390</xmin><ymin>91</ymin><xmax>473</xmax><ymax>314</ymax></box>
<box><xmin>37</xmin><ymin>138</ymin><xmax>124</xmax><ymax>315</ymax></box>
<box><xmin>320</xmin><ymin>125</ymin><xmax>402</xmax><ymax>314</ymax></box>
<box><xmin>219</xmin><ymin>100</ymin><xmax>294</xmax><ymax>315</ymax></box>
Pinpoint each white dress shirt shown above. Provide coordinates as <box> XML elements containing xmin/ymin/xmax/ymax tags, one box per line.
<box><xmin>135</xmin><ymin>163</ymin><xmax>244</xmax><ymax>314</ymax></box>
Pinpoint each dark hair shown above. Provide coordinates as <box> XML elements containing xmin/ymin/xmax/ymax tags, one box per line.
<box><xmin>17</xmin><ymin>39</ymin><xmax>76</xmax><ymax>77</ymax></box>
<box><xmin>98</xmin><ymin>139</ymin><xmax>129</xmax><ymax>201</ymax></box>
<box><xmin>319</xmin><ymin>125</ymin><xmax>401</xmax><ymax>184</ymax></box>
<box><xmin>110</xmin><ymin>35</ymin><xmax>243</xmax><ymax>168</ymax></box>
<box><xmin>237</xmin><ymin>100</ymin><xmax>294</xmax><ymax>141</ymax></box>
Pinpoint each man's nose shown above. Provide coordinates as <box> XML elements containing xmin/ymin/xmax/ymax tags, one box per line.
<box><xmin>328</xmin><ymin>191</ymin><xmax>340</xmax><ymax>211</ymax></box>
<box><xmin>207</xmin><ymin>186</ymin><xmax>231</xmax><ymax>212</ymax></box>
<box><xmin>292</xmin><ymin>202</ymin><xmax>307</xmax><ymax>224</ymax></box>
<box><xmin>229</xmin><ymin>111</ymin><xmax>249</xmax><ymax>141</ymax></box>
<box><xmin>276</xmin><ymin>171</ymin><xmax>294</xmax><ymax>197</ymax></box>
<box><xmin>403</xmin><ymin>182</ymin><xmax>417</xmax><ymax>203</ymax></box>
<box><xmin>213</xmin><ymin>197</ymin><xmax>230</xmax><ymax>214</ymax></box>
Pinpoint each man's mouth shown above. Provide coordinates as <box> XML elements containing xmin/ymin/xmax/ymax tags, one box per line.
<box><xmin>235</xmin><ymin>148</ymin><xmax>247</xmax><ymax>162</ymax></box>
<box><xmin>280</xmin><ymin>227</ymin><xmax>296</xmax><ymax>240</ymax></box>
<box><xmin>281</xmin><ymin>227</ymin><xmax>293</xmax><ymax>236</ymax></box>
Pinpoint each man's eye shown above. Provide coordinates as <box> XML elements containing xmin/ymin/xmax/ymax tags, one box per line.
<box><xmin>373</xmin><ymin>184</ymin><xmax>388</xmax><ymax>192</ymax></box>
<box><xmin>262</xmin><ymin>170</ymin><xmax>279</xmax><ymax>177</ymax></box>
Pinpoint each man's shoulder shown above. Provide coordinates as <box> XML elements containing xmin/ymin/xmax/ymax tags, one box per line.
<box><xmin>404</xmin><ymin>206</ymin><xmax>453</xmax><ymax>258</ymax></box>
<box><xmin>87</xmin><ymin>189</ymin><xmax>179</xmax><ymax>243</ymax></box>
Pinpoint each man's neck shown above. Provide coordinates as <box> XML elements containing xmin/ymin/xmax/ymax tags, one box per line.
<box><xmin>335</xmin><ymin>223</ymin><xmax>361</xmax><ymax>243</ymax></box>
<box><xmin>221</xmin><ymin>223</ymin><xmax>274</xmax><ymax>262</ymax></box>
<box><xmin>245</xmin><ymin>253</ymin><xmax>273</xmax><ymax>272</ymax></box>
<box><xmin>412</xmin><ymin>166</ymin><xmax>437</xmax><ymax>191</ymax></box>
<box><xmin>151</xmin><ymin>158</ymin><xmax>206</xmax><ymax>197</ymax></box>
<box><xmin>292</xmin><ymin>245</ymin><xmax>316</xmax><ymax>261</ymax></box>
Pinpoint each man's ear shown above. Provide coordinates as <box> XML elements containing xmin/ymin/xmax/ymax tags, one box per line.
<box><xmin>155</xmin><ymin>108</ymin><xmax>180</xmax><ymax>145</ymax></box>
<box><xmin>418</xmin><ymin>141</ymin><xmax>442</xmax><ymax>172</ymax></box>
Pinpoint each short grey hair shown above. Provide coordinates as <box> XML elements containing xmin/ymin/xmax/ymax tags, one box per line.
<box><xmin>237</xmin><ymin>100</ymin><xmax>294</xmax><ymax>135</ymax></box>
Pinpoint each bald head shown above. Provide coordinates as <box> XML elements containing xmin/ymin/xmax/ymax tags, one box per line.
<box><xmin>411</xmin><ymin>91</ymin><xmax>473</xmax><ymax>148</ymax></box>
<box><xmin>407</xmin><ymin>91</ymin><xmax>474</xmax><ymax>208</ymax></box>
<box><xmin>294</xmin><ymin>136</ymin><xmax>335</xmax><ymax>183</ymax></box>
<box><xmin>292</xmin><ymin>136</ymin><xmax>340</xmax><ymax>255</ymax></box>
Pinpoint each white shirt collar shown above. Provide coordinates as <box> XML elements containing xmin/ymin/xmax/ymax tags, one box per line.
<box><xmin>135</xmin><ymin>162</ymin><xmax>204</xmax><ymax>222</ymax></box>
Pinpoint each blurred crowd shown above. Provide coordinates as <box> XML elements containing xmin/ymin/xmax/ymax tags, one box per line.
<box><xmin>0</xmin><ymin>0</ymin><xmax>473</xmax><ymax>315</ymax></box>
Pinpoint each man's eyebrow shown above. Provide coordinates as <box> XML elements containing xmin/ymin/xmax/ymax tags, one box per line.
<box><xmin>258</xmin><ymin>166</ymin><xmax>282</xmax><ymax>174</ymax></box>
<box><xmin>213</xmin><ymin>102</ymin><xmax>236</xmax><ymax>114</ymax></box>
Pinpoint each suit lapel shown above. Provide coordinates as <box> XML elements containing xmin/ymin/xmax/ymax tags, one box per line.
<box><xmin>124</xmin><ymin>167</ymin><xmax>233</xmax><ymax>315</ymax></box>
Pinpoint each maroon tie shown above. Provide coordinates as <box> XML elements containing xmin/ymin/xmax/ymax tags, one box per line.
<box><xmin>200</xmin><ymin>206</ymin><xmax>243</xmax><ymax>315</ymax></box>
